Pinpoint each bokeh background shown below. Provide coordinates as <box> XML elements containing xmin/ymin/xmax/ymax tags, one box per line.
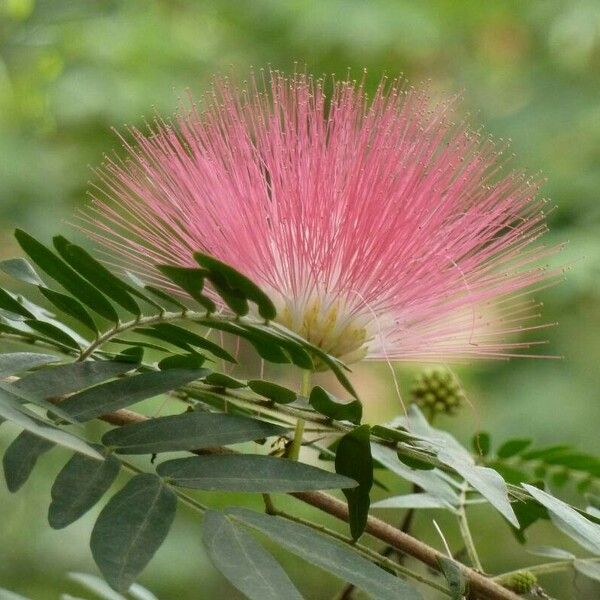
<box><xmin>1</xmin><ymin>0</ymin><xmax>599</xmax><ymax>598</ymax></box>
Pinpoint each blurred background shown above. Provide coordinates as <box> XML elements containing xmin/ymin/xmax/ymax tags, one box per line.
<box><xmin>1</xmin><ymin>0</ymin><xmax>599</xmax><ymax>598</ymax></box>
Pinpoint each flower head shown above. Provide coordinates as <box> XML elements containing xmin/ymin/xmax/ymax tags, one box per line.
<box><xmin>83</xmin><ymin>70</ymin><xmax>560</xmax><ymax>364</ymax></box>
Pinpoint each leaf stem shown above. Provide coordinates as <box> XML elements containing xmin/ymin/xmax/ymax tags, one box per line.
<box><xmin>288</xmin><ymin>369</ymin><xmax>311</xmax><ymax>460</ymax></box>
<box><xmin>494</xmin><ymin>557</ymin><xmax>600</xmax><ymax>579</ymax></box>
<box><xmin>457</xmin><ymin>484</ymin><xmax>483</xmax><ymax>572</ymax></box>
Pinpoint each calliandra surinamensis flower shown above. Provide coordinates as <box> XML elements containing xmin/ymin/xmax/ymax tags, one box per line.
<box><xmin>82</xmin><ymin>71</ymin><xmax>562</xmax><ymax>365</ymax></box>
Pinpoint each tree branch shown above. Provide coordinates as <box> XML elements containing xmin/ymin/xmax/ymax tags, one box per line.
<box><xmin>97</xmin><ymin>407</ymin><xmax>520</xmax><ymax>600</ymax></box>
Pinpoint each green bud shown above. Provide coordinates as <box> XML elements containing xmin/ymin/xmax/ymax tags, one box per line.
<box><xmin>499</xmin><ymin>570</ymin><xmax>537</xmax><ymax>594</ymax></box>
<box><xmin>409</xmin><ymin>368</ymin><xmax>465</xmax><ymax>417</ymax></box>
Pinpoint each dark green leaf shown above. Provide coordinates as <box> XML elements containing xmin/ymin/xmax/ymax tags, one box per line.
<box><xmin>497</xmin><ymin>439</ymin><xmax>532</xmax><ymax>459</ymax></box>
<box><xmin>49</xmin><ymin>449</ymin><xmax>121</xmax><ymax>529</ymax></box>
<box><xmin>90</xmin><ymin>473</ymin><xmax>176</xmax><ymax>592</ymax></box>
<box><xmin>61</xmin><ymin>369</ymin><xmax>209</xmax><ymax>422</ymax></box>
<box><xmin>14</xmin><ymin>361</ymin><xmax>136</xmax><ymax>398</ymax></box>
<box><xmin>202</xmin><ymin>511</ymin><xmax>303</xmax><ymax>600</ymax></box>
<box><xmin>115</xmin><ymin>346</ymin><xmax>144</xmax><ymax>363</ymax></box>
<box><xmin>370</xmin><ymin>425</ymin><xmax>417</xmax><ymax>444</ymax></box>
<box><xmin>195</xmin><ymin>319</ymin><xmax>291</xmax><ymax>364</ymax></box>
<box><xmin>158</xmin><ymin>353</ymin><xmax>205</xmax><ymax>370</ymax></box>
<box><xmin>15</xmin><ymin>230</ymin><xmax>119</xmax><ymax>322</ymax></box>
<box><xmin>521</xmin><ymin>445</ymin><xmax>571</xmax><ymax>461</ymax></box>
<box><xmin>309</xmin><ymin>386</ymin><xmax>362</xmax><ymax>424</ymax></box>
<box><xmin>0</xmin><ymin>352</ymin><xmax>59</xmax><ymax>378</ymax></box>
<box><xmin>53</xmin><ymin>237</ymin><xmax>141</xmax><ymax>316</ymax></box>
<box><xmin>157</xmin><ymin>454</ymin><xmax>357</xmax><ymax>492</ymax></box>
<box><xmin>523</xmin><ymin>484</ymin><xmax>600</xmax><ymax>554</ymax></box>
<box><xmin>335</xmin><ymin>425</ymin><xmax>373</xmax><ymax>540</ymax></box>
<box><xmin>228</xmin><ymin>508</ymin><xmax>422</xmax><ymax>600</ymax></box>
<box><xmin>144</xmin><ymin>323</ymin><xmax>236</xmax><ymax>362</ymax></box>
<box><xmin>38</xmin><ymin>287</ymin><xmax>98</xmax><ymax>334</ymax></box>
<box><xmin>24</xmin><ymin>319</ymin><xmax>81</xmax><ymax>349</ymax></box>
<box><xmin>102</xmin><ymin>412</ymin><xmax>288</xmax><ymax>454</ymax></box>
<box><xmin>0</xmin><ymin>389</ymin><xmax>103</xmax><ymax>460</ymax></box>
<box><xmin>0</xmin><ymin>257</ymin><xmax>44</xmax><ymax>285</ymax></box>
<box><xmin>512</xmin><ymin>496</ymin><xmax>549</xmax><ymax>544</ymax></box>
<box><xmin>195</xmin><ymin>253</ymin><xmax>277</xmax><ymax>320</ymax></box>
<box><xmin>203</xmin><ymin>372</ymin><xmax>246</xmax><ymax>389</ymax></box>
<box><xmin>437</xmin><ymin>556</ymin><xmax>468</xmax><ymax>600</ymax></box>
<box><xmin>247</xmin><ymin>379</ymin><xmax>297</xmax><ymax>404</ymax></box>
<box><xmin>3</xmin><ymin>431</ymin><xmax>54</xmax><ymax>492</ymax></box>
<box><xmin>0</xmin><ymin>288</ymin><xmax>34</xmax><ymax>319</ymax></box>
<box><xmin>398</xmin><ymin>453</ymin><xmax>436</xmax><ymax>470</ymax></box>
<box><xmin>156</xmin><ymin>265</ymin><xmax>215</xmax><ymax>312</ymax></box>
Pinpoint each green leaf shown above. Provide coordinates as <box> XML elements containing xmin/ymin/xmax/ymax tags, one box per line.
<box><xmin>242</xmin><ymin>323</ymin><xmax>314</xmax><ymax>370</ymax></box>
<box><xmin>24</xmin><ymin>319</ymin><xmax>82</xmax><ymax>349</ymax></box>
<box><xmin>371</xmin><ymin>425</ymin><xmax>417</xmax><ymax>444</ymax></box>
<box><xmin>3</xmin><ymin>431</ymin><xmax>54</xmax><ymax>492</ymax></box>
<box><xmin>472</xmin><ymin>432</ymin><xmax>491</xmax><ymax>457</ymax></box>
<box><xmin>497</xmin><ymin>439</ymin><xmax>532</xmax><ymax>459</ymax></box>
<box><xmin>438</xmin><ymin>450</ymin><xmax>519</xmax><ymax>527</ymax></box>
<box><xmin>68</xmin><ymin>573</ymin><xmax>127</xmax><ymax>600</ymax></box>
<box><xmin>203</xmin><ymin>372</ymin><xmax>247</xmax><ymax>389</ymax></box>
<box><xmin>53</xmin><ymin>237</ymin><xmax>141</xmax><ymax>316</ymax></box>
<box><xmin>102</xmin><ymin>412</ymin><xmax>288</xmax><ymax>454</ymax></box>
<box><xmin>574</xmin><ymin>560</ymin><xmax>600</xmax><ymax>582</ymax></box>
<box><xmin>512</xmin><ymin>497</ymin><xmax>549</xmax><ymax>544</ymax></box>
<box><xmin>202</xmin><ymin>511</ymin><xmax>303</xmax><ymax>600</ymax></box>
<box><xmin>127</xmin><ymin>583</ymin><xmax>159</xmax><ymax>600</ymax></box>
<box><xmin>157</xmin><ymin>352</ymin><xmax>205</xmax><ymax>370</ymax></box>
<box><xmin>49</xmin><ymin>449</ymin><xmax>121</xmax><ymax>529</ymax></box>
<box><xmin>156</xmin><ymin>265</ymin><xmax>215</xmax><ymax>312</ymax></box>
<box><xmin>115</xmin><ymin>346</ymin><xmax>144</xmax><ymax>364</ymax></box>
<box><xmin>0</xmin><ymin>388</ymin><xmax>103</xmax><ymax>460</ymax></box>
<box><xmin>527</xmin><ymin>545</ymin><xmax>576</xmax><ymax>560</ymax></box>
<box><xmin>335</xmin><ymin>425</ymin><xmax>373</xmax><ymax>540</ymax></box>
<box><xmin>14</xmin><ymin>361</ymin><xmax>137</xmax><ymax>398</ymax></box>
<box><xmin>0</xmin><ymin>588</ymin><xmax>33</xmax><ymax>600</ymax></box>
<box><xmin>0</xmin><ymin>258</ymin><xmax>44</xmax><ymax>285</ymax></box>
<box><xmin>228</xmin><ymin>508</ymin><xmax>422</xmax><ymax>600</ymax></box>
<box><xmin>38</xmin><ymin>287</ymin><xmax>98</xmax><ymax>334</ymax></box>
<box><xmin>0</xmin><ymin>352</ymin><xmax>59</xmax><ymax>378</ymax></box>
<box><xmin>309</xmin><ymin>386</ymin><xmax>362</xmax><ymax>424</ymax></box>
<box><xmin>247</xmin><ymin>379</ymin><xmax>297</xmax><ymax>404</ymax></box>
<box><xmin>523</xmin><ymin>484</ymin><xmax>600</xmax><ymax>555</ymax></box>
<box><xmin>145</xmin><ymin>323</ymin><xmax>236</xmax><ymax>362</ymax></box>
<box><xmin>437</xmin><ymin>556</ymin><xmax>468</xmax><ymax>600</ymax></box>
<box><xmin>195</xmin><ymin>319</ymin><xmax>291</xmax><ymax>364</ymax></box>
<box><xmin>370</xmin><ymin>444</ymin><xmax>459</xmax><ymax>507</ymax></box>
<box><xmin>15</xmin><ymin>230</ymin><xmax>119</xmax><ymax>323</ymax></box>
<box><xmin>157</xmin><ymin>454</ymin><xmax>357</xmax><ymax>492</ymax></box>
<box><xmin>397</xmin><ymin>453</ymin><xmax>435</xmax><ymax>470</ymax></box>
<box><xmin>195</xmin><ymin>253</ymin><xmax>277</xmax><ymax>320</ymax></box>
<box><xmin>90</xmin><ymin>473</ymin><xmax>177</xmax><ymax>592</ymax></box>
<box><xmin>0</xmin><ymin>288</ymin><xmax>34</xmax><ymax>319</ymax></box>
<box><xmin>60</xmin><ymin>369</ymin><xmax>209</xmax><ymax>421</ymax></box>
<box><xmin>372</xmin><ymin>493</ymin><xmax>451</xmax><ymax>509</ymax></box>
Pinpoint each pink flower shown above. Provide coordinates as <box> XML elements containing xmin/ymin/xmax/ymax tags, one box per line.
<box><xmin>83</xmin><ymin>71</ymin><xmax>561</xmax><ymax>364</ymax></box>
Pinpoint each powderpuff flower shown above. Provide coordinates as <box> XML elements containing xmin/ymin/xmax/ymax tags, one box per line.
<box><xmin>83</xmin><ymin>71</ymin><xmax>561</xmax><ymax>365</ymax></box>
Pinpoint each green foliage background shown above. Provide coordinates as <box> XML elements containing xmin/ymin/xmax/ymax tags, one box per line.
<box><xmin>1</xmin><ymin>0</ymin><xmax>599</xmax><ymax>598</ymax></box>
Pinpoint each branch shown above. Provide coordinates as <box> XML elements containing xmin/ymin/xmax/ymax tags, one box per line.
<box><xmin>97</xmin><ymin>407</ymin><xmax>520</xmax><ymax>600</ymax></box>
